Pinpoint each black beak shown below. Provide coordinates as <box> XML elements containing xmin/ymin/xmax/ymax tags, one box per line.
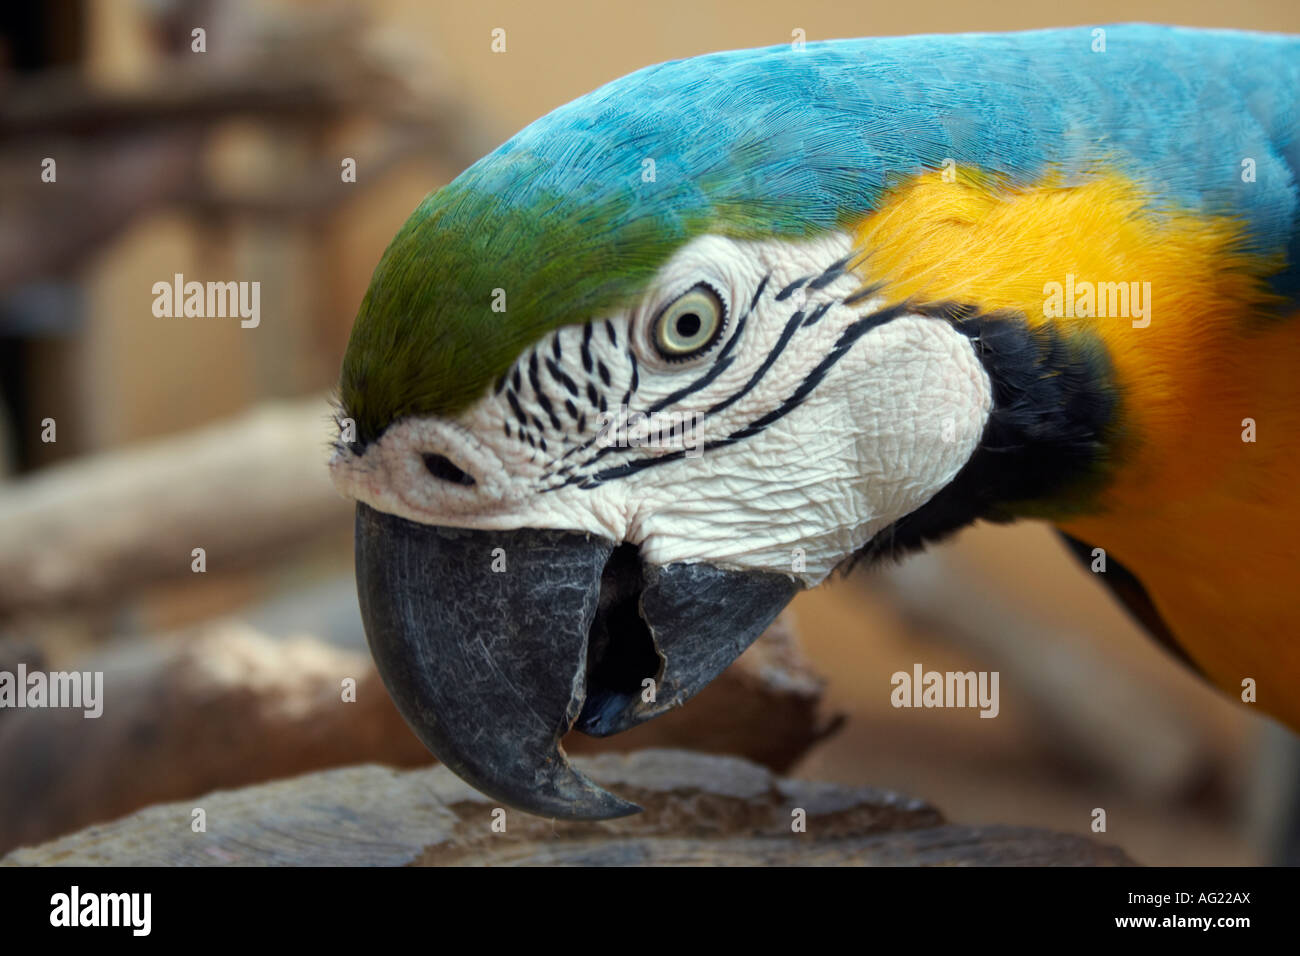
<box><xmin>355</xmin><ymin>503</ymin><xmax>799</xmax><ymax>819</ymax></box>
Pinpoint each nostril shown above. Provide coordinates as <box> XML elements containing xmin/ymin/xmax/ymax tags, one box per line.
<box><xmin>422</xmin><ymin>453</ymin><xmax>476</xmax><ymax>487</ymax></box>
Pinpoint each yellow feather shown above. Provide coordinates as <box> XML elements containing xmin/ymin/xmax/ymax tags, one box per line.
<box><xmin>850</xmin><ymin>171</ymin><xmax>1300</xmax><ymax>728</ymax></box>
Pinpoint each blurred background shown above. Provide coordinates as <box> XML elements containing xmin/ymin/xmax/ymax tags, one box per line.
<box><xmin>1</xmin><ymin>0</ymin><xmax>1297</xmax><ymax>864</ymax></box>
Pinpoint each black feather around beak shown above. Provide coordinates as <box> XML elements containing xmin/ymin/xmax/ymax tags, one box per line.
<box><xmin>354</xmin><ymin>503</ymin><xmax>798</xmax><ymax>819</ymax></box>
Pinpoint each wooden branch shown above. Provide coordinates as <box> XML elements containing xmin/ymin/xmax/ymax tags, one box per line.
<box><xmin>1</xmin><ymin>750</ymin><xmax>1133</xmax><ymax>866</ymax></box>
<box><xmin>0</xmin><ymin>615</ymin><xmax>838</xmax><ymax>855</ymax></box>
<box><xmin>0</xmin><ymin>395</ymin><xmax>350</xmax><ymax>617</ymax></box>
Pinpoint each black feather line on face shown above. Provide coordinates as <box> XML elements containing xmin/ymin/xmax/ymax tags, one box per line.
<box><xmin>564</xmin><ymin>304</ymin><xmax>909</xmax><ymax>486</ymax></box>
<box><xmin>644</xmin><ymin>355</ymin><xmax>735</xmax><ymax>415</ymax></box>
<box><xmin>505</xmin><ymin>389</ymin><xmax>529</xmax><ymax>428</ymax></box>
<box><xmin>551</xmin><ymin>301</ymin><xmax>1116</xmax><ymax>530</ymax></box>
<box><xmin>841</xmin><ymin>283</ymin><xmax>883</xmax><ymax>307</ymax></box>
<box><xmin>701</xmin><ymin>304</ymin><xmax>809</xmax><ymax>419</ymax></box>
<box><xmin>528</xmin><ymin>351</ymin><xmax>563</xmax><ymax>431</ymax></box>
<box><xmin>546</xmin><ymin>272</ymin><xmax>774</xmax><ymax>482</ymax></box>
<box><xmin>802</xmin><ymin>302</ymin><xmax>833</xmax><ymax>327</ymax></box>
<box><xmin>545</xmin><ymin>357</ymin><xmax>580</xmax><ymax>397</ymax></box>
<box><xmin>535</xmin><ymin>274</ymin><xmax>769</xmax><ymax>487</ymax></box>
<box><xmin>807</xmin><ymin>255</ymin><xmax>852</xmax><ymax>290</ymax></box>
<box><xmin>621</xmin><ymin>352</ymin><xmax>639</xmax><ymax>407</ymax></box>
<box><xmin>560</xmin><ymin>302</ymin><xmax>912</xmax><ymax>489</ymax></box>
<box><xmin>544</xmin><ymin>269</ymin><xmax>840</xmax><ymax>487</ymax></box>
<box><xmin>774</xmin><ymin>275</ymin><xmax>811</xmax><ymax>301</ymax></box>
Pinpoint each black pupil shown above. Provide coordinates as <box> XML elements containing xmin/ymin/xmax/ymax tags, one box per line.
<box><xmin>675</xmin><ymin>312</ymin><xmax>702</xmax><ymax>339</ymax></box>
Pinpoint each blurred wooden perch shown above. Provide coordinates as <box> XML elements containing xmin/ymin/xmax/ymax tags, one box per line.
<box><xmin>0</xmin><ymin>615</ymin><xmax>839</xmax><ymax>855</ymax></box>
<box><xmin>0</xmin><ymin>395</ymin><xmax>347</xmax><ymax>617</ymax></box>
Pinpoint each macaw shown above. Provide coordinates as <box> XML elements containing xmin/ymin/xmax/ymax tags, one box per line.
<box><xmin>331</xmin><ymin>25</ymin><xmax>1300</xmax><ymax>819</ymax></box>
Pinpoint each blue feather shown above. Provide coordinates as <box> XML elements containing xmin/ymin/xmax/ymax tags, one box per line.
<box><xmin>481</xmin><ymin>23</ymin><xmax>1299</xmax><ymax>293</ymax></box>
<box><xmin>343</xmin><ymin>24</ymin><xmax>1300</xmax><ymax>433</ymax></box>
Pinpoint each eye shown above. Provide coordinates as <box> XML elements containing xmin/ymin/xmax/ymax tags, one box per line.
<box><xmin>652</xmin><ymin>284</ymin><xmax>726</xmax><ymax>360</ymax></box>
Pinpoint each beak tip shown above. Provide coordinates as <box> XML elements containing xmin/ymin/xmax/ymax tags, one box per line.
<box><xmin>494</xmin><ymin>762</ymin><xmax>643</xmax><ymax>820</ymax></box>
<box><xmin>571</xmin><ymin>797</ymin><xmax>644</xmax><ymax>821</ymax></box>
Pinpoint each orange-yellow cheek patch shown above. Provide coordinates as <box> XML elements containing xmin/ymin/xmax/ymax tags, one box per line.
<box><xmin>845</xmin><ymin>169</ymin><xmax>1283</xmax><ymax>509</ymax></box>
<box><xmin>848</xmin><ymin>170</ymin><xmax>1274</xmax><ymax>337</ymax></box>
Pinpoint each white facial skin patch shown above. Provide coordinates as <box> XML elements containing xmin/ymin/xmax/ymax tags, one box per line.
<box><xmin>331</xmin><ymin>233</ymin><xmax>994</xmax><ymax>585</ymax></box>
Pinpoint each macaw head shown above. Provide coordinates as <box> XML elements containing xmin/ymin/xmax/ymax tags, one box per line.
<box><xmin>332</xmin><ymin>29</ymin><xmax>1290</xmax><ymax>817</ymax></box>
